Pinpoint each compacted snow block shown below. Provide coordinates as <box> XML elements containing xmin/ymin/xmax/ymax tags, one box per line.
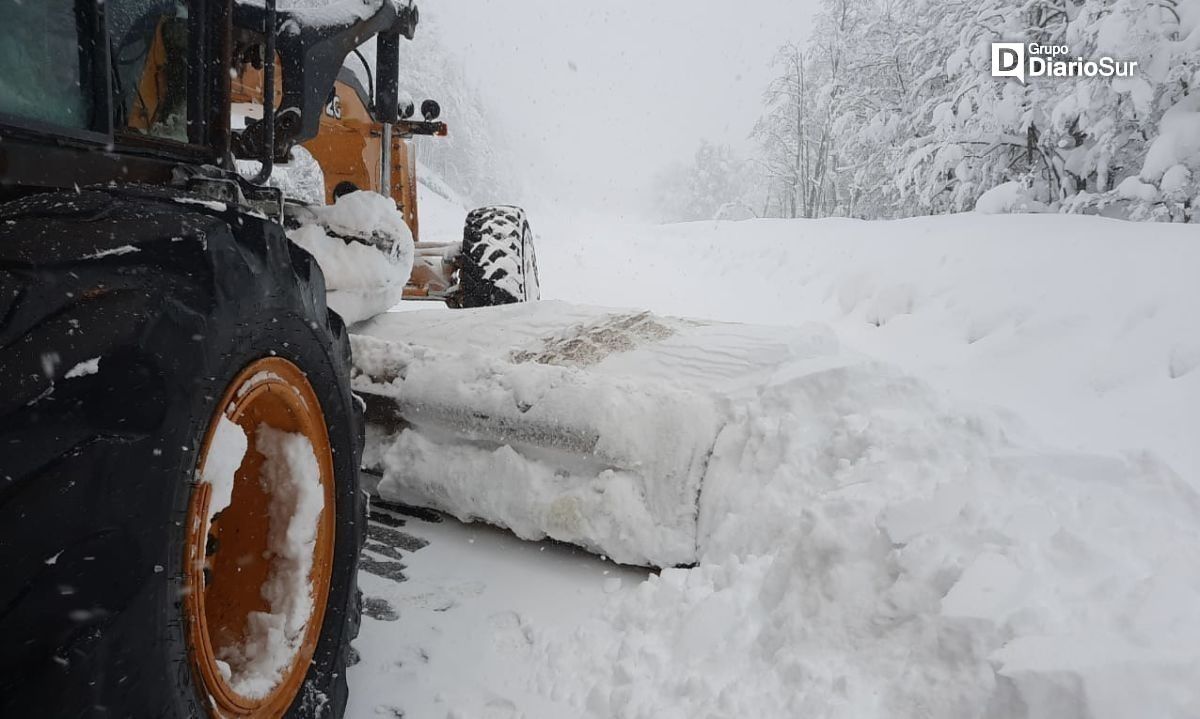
<box><xmin>350</xmin><ymin>302</ymin><xmax>840</xmax><ymax>566</ymax></box>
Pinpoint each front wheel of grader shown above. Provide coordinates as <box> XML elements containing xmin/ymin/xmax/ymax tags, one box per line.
<box><xmin>0</xmin><ymin>188</ymin><xmax>364</xmax><ymax>719</ymax></box>
<box><xmin>458</xmin><ymin>205</ymin><xmax>540</xmax><ymax>308</ymax></box>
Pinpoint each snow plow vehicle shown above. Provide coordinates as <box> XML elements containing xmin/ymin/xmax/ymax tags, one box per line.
<box><xmin>0</xmin><ymin>1</ymin><xmax>427</xmax><ymax>716</ymax></box>
<box><xmin>230</xmin><ymin>33</ymin><xmax>540</xmax><ymax>309</ymax></box>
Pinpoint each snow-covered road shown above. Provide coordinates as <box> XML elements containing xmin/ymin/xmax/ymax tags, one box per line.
<box><xmin>345</xmin><ymin>201</ymin><xmax>1200</xmax><ymax>718</ymax></box>
<box><xmin>346</xmin><ymin>499</ymin><xmax>648</xmax><ymax>719</ymax></box>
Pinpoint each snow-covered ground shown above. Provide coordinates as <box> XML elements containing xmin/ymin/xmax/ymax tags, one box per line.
<box><xmin>345</xmin><ymin>192</ymin><xmax>1200</xmax><ymax>718</ymax></box>
<box><xmin>346</xmin><ymin>506</ymin><xmax>650</xmax><ymax>719</ymax></box>
<box><xmin>537</xmin><ymin>213</ymin><xmax>1200</xmax><ymax>485</ymax></box>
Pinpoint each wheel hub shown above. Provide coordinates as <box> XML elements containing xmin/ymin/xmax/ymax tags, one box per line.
<box><xmin>184</xmin><ymin>358</ymin><xmax>336</xmax><ymax>718</ymax></box>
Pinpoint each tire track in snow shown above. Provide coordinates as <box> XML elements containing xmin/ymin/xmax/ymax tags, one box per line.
<box><xmin>359</xmin><ymin>497</ymin><xmax>436</xmax><ymax>620</ymax></box>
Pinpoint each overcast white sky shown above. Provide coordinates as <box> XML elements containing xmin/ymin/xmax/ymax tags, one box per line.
<box><xmin>425</xmin><ymin>1</ymin><xmax>820</xmax><ymax>216</ymax></box>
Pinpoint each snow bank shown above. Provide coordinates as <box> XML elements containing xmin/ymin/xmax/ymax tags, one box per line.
<box><xmin>518</xmin><ymin>213</ymin><xmax>1200</xmax><ymax>717</ymax></box>
<box><xmin>539</xmin><ymin>213</ymin><xmax>1200</xmax><ymax>484</ymax></box>
<box><xmin>287</xmin><ymin>191</ymin><xmax>414</xmax><ymax>324</ymax></box>
<box><xmin>537</xmin><ymin>357</ymin><xmax>1200</xmax><ymax>718</ymax></box>
<box><xmin>974</xmin><ymin>181</ymin><xmax>1046</xmax><ymax>214</ymax></box>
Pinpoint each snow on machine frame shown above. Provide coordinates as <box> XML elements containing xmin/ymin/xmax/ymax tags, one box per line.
<box><xmin>230</xmin><ymin>22</ymin><xmax>541</xmax><ymax>309</ymax></box>
<box><xmin>0</xmin><ymin>0</ymin><xmax>422</xmax><ymax>716</ymax></box>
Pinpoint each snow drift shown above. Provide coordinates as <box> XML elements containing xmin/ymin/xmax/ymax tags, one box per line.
<box><xmin>535</xmin><ymin>354</ymin><xmax>1200</xmax><ymax>718</ymax></box>
<box><xmin>519</xmin><ymin>212</ymin><xmax>1200</xmax><ymax>718</ymax></box>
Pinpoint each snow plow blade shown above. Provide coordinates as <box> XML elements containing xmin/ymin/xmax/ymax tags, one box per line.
<box><xmin>350</xmin><ymin>301</ymin><xmax>837</xmax><ymax>567</ymax></box>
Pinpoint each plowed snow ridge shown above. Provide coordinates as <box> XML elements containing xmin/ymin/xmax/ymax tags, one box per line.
<box><xmin>525</xmin><ymin>213</ymin><xmax>1200</xmax><ymax>718</ymax></box>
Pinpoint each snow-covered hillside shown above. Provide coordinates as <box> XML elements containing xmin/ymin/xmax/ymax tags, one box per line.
<box><xmin>346</xmin><ymin>207</ymin><xmax>1199</xmax><ymax>719</ymax></box>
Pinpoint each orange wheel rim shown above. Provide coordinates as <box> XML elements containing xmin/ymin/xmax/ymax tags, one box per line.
<box><xmin>184</xmin><ymin>357</ymin><xmax>337</xmax><ymax>718</ymax></box>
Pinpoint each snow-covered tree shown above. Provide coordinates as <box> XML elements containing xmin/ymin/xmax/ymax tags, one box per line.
<box><xmin>754</xmin><ymin>43</ymin><xmax>812</xmax><ymax>218</ymax></box>
<box><xmin>347</xmin><ymin>13</ymin><xmax>516</xmax><ymax>206</ymax></box>
<box><xmin>394</xmin><ymin>15</ymin><xmax>519</xmax><ymax>206</ymax></box>
<box><xmin>756</xmin><ymin>0</ymin><xmax>1200</xmax><ymax>222</ymax></box>
<box><xmin>654</xmin><ymin>140</ymin><xmax>754</xmax><ymax>222</ymax></box>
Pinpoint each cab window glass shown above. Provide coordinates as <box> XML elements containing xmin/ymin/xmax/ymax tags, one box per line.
<box><xmin>0</xmin><ymin>0</ymin><xmax>96</xmax><ymax>130</ymax></box>
<box><xmin>109</xmin><ymin>0</ymin><xmax>191</xmax><ymax>142</ymax></box>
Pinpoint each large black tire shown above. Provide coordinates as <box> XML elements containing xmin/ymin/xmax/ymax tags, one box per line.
<box><xmin>0</xmin><ymin>187</ymin><xmax>364</xmax><ymax>718</ymax></box>
<box><xmin>459</xmin><ymin>205</ymin><xmax>541</xmax><ymax>308</ymax></box>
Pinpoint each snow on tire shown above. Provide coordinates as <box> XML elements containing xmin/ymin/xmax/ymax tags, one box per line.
<box><xmin>459</xmin><ymin>205</ymin><xmax>540</xmax><ymax>307</ymax></box>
